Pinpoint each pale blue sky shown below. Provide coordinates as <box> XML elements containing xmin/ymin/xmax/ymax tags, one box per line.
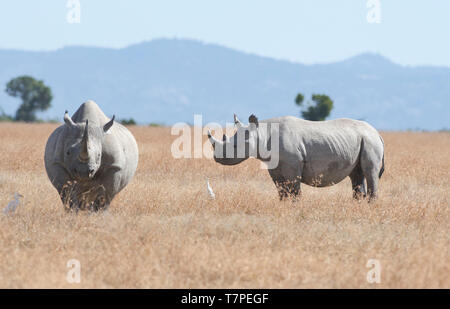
<box><xmin>0</xmin><ymin>0</ymin><xmax>449</xmax><ymax>66</ymax></box>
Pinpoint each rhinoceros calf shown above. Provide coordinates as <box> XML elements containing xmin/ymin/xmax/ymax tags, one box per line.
<box><xmin>207</xmin><ymin>115</ymin><xmax>385</xmax><ymax>202</ymax></box>
<box><xmin>44</xmin><ymin>100</ymin><xmax>138</xmax><ymax>210</ymax></box>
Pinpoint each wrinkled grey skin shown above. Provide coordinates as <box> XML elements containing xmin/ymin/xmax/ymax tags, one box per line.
<box><xmin>208</xmin><ymin>115</ymin><xmax>385</xmax><ymax>202</ymax></box>
<box><xmin>44</xmin><ymin>100</ymin><xmax>139</xmax><ymax>210</ymax></box>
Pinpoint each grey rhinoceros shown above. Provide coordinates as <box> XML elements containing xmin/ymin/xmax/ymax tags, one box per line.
<box><xmin>207</xmin><ymin>114</ymin><xmax>385</xmax><ymax>202</ymax></box>
<box><xmin>44</xmin><ymin>100</ymin><xmax>139</xmax><ymax>211</ymax></box>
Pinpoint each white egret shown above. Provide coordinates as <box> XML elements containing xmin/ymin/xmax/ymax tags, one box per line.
<box><xmin>3</xmin><ymin>193</ymin><xmax>23</xmax><ymax>214</ymax></box>
<box><xmin>206</xmin><ymin>178</ymin><xmax>215</xmax><ymax>199</ymax></box>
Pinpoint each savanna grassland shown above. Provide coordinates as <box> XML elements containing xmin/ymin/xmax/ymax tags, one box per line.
<box><xmin>0</xmin><ymin>123</ymin><xmax>448</xmax><ymax>288</ymax></box>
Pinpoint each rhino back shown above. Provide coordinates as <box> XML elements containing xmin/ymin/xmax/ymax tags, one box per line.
<box><xmin>71</xmin><ymin>100</ymin><xmax>109</xmax><ymax>126</ymax></box>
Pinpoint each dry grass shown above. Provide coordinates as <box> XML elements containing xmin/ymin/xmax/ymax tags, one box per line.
<box><xmin>0</xmin><ymin>123</ymin><xmax>448</xmax><ymax>288</ymax></box>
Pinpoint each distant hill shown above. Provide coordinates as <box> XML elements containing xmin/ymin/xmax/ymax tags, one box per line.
<box><xmin>0</xmin><ymin>38</ymin><xmax>449</xmax><ymax>130</ymax></box>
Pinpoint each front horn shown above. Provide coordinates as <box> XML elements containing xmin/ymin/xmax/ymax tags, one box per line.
<box><xmin>207</xmin><ymin>129</ymin><xmax>223</xmax><ymax>146</ymax></box>
<box><xmin>79</xmin><ymin>120</ymin><xmax>89</xmax><ymax>162</ymax></box>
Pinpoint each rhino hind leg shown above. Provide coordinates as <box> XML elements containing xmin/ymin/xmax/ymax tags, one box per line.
<box><xmin>360</xmin><ymin>139</ymin><xmax>383</xmax><ymax>202</ymax></box>
<box><xmin>360</xmin><ymin>158</ymin><xmax>381</xmax><ymax>202</ymax></box>
<box><xmin>349</xmin><ymin>164</ymin><xmax>366</xmax><ymax>200</ymax></box>
<box><xmin>364</xmin><ymin>169</ymin><xmax>379</xmax><ymax>202</ymax></box>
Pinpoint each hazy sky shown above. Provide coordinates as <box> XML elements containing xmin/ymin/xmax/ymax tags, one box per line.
<box><xmin>0</xmin><ymin>0</ymin><xmax>448</xmax><ymax>66</ymax></box>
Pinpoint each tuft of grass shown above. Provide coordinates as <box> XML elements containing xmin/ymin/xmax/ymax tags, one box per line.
<box><xmin>0</xmin><ymin>124</ymin><xmax>448</xmax><ymax>288</ymax></box>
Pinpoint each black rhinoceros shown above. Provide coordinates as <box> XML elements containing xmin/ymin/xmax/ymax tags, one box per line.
<box><xmin>44</xmin><ymin>100</ymin><xmax>138</xmax><ymax>210</ymax></box>
<box><xmin>208</xmin><ymin>114</ymin><xmax>384</xmax><ymax>202</ymax></box>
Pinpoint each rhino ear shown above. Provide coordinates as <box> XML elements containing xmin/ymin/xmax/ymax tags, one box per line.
<box><xmin>249</xmin><ymin>114</ymin><xmax>259</xmax><ymax>128</ymax></box>
<box><xmin>234</xmin><ymin>114</ymin><xmax>243</xmax><ymax>128</ymax></box>
<box><xmin>64</xmin><ymin>111</ymin><xmax>76</xmax><ymax>127</ymax></box>
<box><xmin>103</xmin><ymin>115</ymin><xmax>115</xmax><ymax>133</ymax></box>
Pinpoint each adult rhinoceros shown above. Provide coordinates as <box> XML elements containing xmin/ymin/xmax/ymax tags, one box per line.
<box><xmin>207</xmin><ymin>115</ymin><xmax>384</xmax><ymax>202</ymax></box>
<box><xmin>44</xmin><ymin>100</ymin><xmax>138</xmax><ymax>210</ymax></box>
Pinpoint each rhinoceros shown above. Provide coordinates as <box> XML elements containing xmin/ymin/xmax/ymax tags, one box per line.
<box><xmin>44</xmin><ymin>100</ymin><xmax>139</xmax><ymax>210</ymax></box>
<box><xmin>207</xmin><ymin>114</ymin><xmax>385</xmax><ymax>202</ymax></box>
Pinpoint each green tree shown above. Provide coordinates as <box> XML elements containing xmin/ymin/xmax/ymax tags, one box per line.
<box><xmin>5</xmin><ymin>76</ymin><xmax>53</xmax><ymax>122</ymax></box>
<box><xmin>295</xmin><ymin>93</ymin><xmax>333</xmax><ymax>121</ymax></box>
<box><xmin>119</xmin><ymin>118</ymin><xmax>137</xmax><ymax>126</ymax></box>
<box><xmin>295</xmin><ymin>93</ymin><xmax>304</xmax><ymax>106</ymax></box>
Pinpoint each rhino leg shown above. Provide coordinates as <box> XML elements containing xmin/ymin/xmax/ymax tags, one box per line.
<box><xmin>360</xmin><ymin>159</ymin><xmax>380</xmax><ymax>202</ymax></box>
<box><xmin>364</xmin><ymin>169</ymin><xmax>379</xmax><ymax>202</ymax></box>
<box><xmin>360</xmin><ymin>139</ymin><xmax>383</xmax><ymax>202</ymax></box>
<box><xmin>269</xmin><ymin>163</ymin><xmax>302</xmax><ymax>201</ymax></box>
<box><xmin>94</xmin><ymin>168</ymin><xmax>123</xmax><ymax>210</ymax></box>
<box><xmin>268</xmin><ymin>167</ymin><xmax>287</xmax><ymax>200</ymax></box>
<box><xmin>349</xmin><ymin>164</ymin><xmax>366</xmax><ymax>200</ymax></box>
<box><xmin>282</xmin><ymin>180</ymin><xmax>301</xmax><ymax>201</ymax></box>
<box><xmin>91</xmin><ymin>193</ymin><xmax>109</xmax><ymax>211</ymax></box>
<box><xmin>47</xmin><ymin>166</ymin><xmax>81</xmax><ymax>210</ymax></box>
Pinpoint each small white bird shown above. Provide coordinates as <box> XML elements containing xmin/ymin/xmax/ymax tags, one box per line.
<box><xmin>3</xmin><ymin>192</ymin><xmax>23</xmax><ymax>214</ymax></box>
<box><xmin>206</xmin><ymin>178</ymin><xmax>215</xmax><ymax>199</ymax></box>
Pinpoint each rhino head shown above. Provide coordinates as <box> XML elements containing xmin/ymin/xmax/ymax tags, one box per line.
<box><xmin>62</xmin><ymin>111</ymin><xmax>115</xmax><ymax>180</ymax></box>
<box><xmin>207</xmin><ymin>114</ymin><xmax>259</xmax><ymax>165</ymax></box>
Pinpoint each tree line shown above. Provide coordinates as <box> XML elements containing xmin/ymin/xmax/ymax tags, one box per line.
<box><xmin>1</xmin><ymin>75</ymin><xmax>334</xmax><ymax>124</ymax></box>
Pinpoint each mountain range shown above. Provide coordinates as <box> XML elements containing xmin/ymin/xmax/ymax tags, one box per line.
<box><xmin>0</xmin><ymin>38</ymin><xmax>449</xmax><ymax>130</ymax></box>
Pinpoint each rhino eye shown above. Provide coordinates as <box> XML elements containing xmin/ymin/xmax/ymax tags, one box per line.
<box><xmin>66</xmin><ymin>150</ymin><xmax>71</xmax><ymax>156</ymax></box>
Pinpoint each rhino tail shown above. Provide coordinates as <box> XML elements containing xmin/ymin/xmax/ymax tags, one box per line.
<box><xmin>379</xmin><ymin>135</ymin><xmax>385</xmax><ymax>178</ymax></box>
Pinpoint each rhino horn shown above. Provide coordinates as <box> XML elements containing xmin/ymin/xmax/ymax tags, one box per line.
<box><xmin>64</xmin><ymin>111</ymin><xmax>76</xmax><ymax>127</ymax></box>
<box><xmin>207</xmin><ymin>129</ymin><xmax>223</xmax><ymax>146</ymax></box>
<box><xmin>103</xmin><ymin>115</ymin><xmax>115</xmax><ymax>133</ymax></box>
<box><xmin>79</xmin><ymin>120</ymin><xmax>89</xmax><ymax>162</ymax></box>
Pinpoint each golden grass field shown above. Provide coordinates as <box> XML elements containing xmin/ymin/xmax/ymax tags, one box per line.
<box><xmin>0</xmin><ymin>123</ymin><xmax>448</xmax><ymax>288</ymax></box>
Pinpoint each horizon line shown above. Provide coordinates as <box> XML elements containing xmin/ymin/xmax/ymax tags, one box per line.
<box><xmin>1</xmin><ymin>37</ymin><xmax>447</xmax><ymax>69</ymax></box>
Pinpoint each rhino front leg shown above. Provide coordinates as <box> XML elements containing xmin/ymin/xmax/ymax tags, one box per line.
<box><xmin>282</xmin><ymin>162</ymin><xmax>303</xmax><ymax>201</ymax></box>
<box><xmin>269</xmin><ymin>163</ymin><xmax>303</xmax><ymax>201</ymax></box>
<box><xmin>282</xmin><ymin>179</ymin><xmax>301</xmax><ymax>201</ymax></box>
<box><xmin>268</xmin><ymin>166</ymin><xmax>288</xmax><ymax>200</ymax></box>
<box><xmin>94</xmin><ymin>167</ymin><xmax>124</xmax><ymax>210</ymax></box>
<box><xmin>47</xmin><ymin>165</ymin><xmax>81</xmax><ymax>210</ymax></box>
